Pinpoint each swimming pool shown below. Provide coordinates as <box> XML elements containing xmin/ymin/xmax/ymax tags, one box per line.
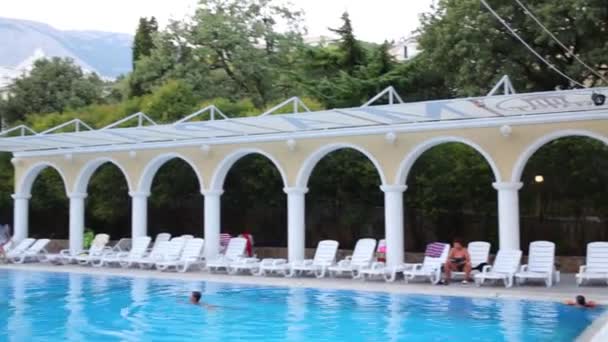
<box><xmin>0</xmin><ymin>270</ymin><xmax>602</xmax><ymax>341</ymax></box>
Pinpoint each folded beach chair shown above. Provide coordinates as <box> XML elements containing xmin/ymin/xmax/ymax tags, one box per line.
<box><xmin>91</xmin><ymin>236</ymin><xmax>151</xmax><ymax>268</ymax></box>
<box><xmin>227</xmin><ymin>256</ymin><xmax>263</xmax><ymax>275</ymax></box>
<box><xmin>358</xmin><ymin>239</ymin><xmax>414</xmax><ymax>282</ymax></box>
<box><xmin>157</xmin><ymin>238</ymin><xmax>205</xmax><ymax>272</ymax></box>
<box><xmin>402</xmin><ymin>242</ymin><xmax>450</xmax><ymax>284</ymax></box>
<box><xmin>328</xmin><ymin>238</ymin><xmax>376</xmax><ymax>278</ymax></box>
<box><xmin>359</xmin><ymin>262</ymin><xmax>412</xmax><ymax>282</ymax></box>
<box><xmin>72</xmin><ymin>234</ymin><xmax>112</xmax><ymax>265</ymax></box>
<box><xmin>206</xmin><ymin>237</ymin><xmax>248</xmax><ymax>273</ymax></box>
<box><xmin>5</xmin><ymin>238</ymin><xmax>35</xmax><ymax>260</ymax></box>
<box><xmin>139</xmin><ymin>237</ymin><xmax>186</xmax><ymax>269</ymax></box>
<box><xmin>451</xmin><ymin>241</ymin><xmax>491</xmax><ymax>280</ymax></box>
<box><xmin>474</xmin><ymin>249</ymin><xmax>522</xmax><ymax>288</ymax></box>
<box><xmin>515</xmin><ymin>241</ymin><xmax>557</xmax><ymax>287</ymax></box>
<box><xmin>285</xmin><ymin>240</ymin><xmax>339</xmax><ymax>278</ymax></box>
<box><xmin>10</xmin><ymin>239</ymin><xmax>50</xmax><ymax>263</ymax></box>
<box><xmin>246</xmin><ymin>258</ymin><xmax>287</xmax><ymax>276</ymax></box>
<box><xmin>576</xmin><ymin>241</ymin><xmax>608</xmax><ymax>286</ymax></box>
<box><xmin>129</xmin><ymin>240</ymin><xmax>171</xmax><ymax>268</ymax></box>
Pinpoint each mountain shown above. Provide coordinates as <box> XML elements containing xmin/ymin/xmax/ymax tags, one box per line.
<box><xmin>0</xmin><ymin>17</ymin><xmax>133</xmax><ymax>79</ymax></box>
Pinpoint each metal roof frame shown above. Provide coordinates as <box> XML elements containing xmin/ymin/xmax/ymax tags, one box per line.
<box><xmin>2</xmin><ymin>85</ymin><xmax>608</xmax><ymax>154</ymax></box>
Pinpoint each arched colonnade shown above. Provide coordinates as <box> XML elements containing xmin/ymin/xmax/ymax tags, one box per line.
<box><xmin>11</xmin><ymin>120</ymin><xmax>608</xmax><ymax>266</ymax></box>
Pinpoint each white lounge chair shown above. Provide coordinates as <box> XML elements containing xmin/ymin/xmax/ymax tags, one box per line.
<box><xmin>91</xmin><ymin>236</ymin><xmax>151</xmax><ymax>268</ymax></box>
<box><xmin>451</xmin><ymin>241</ymin><xmax>491</xmax><ymax>280</ymax></box>
<box><xmin>112</xmin><ymin>238</ymin><xmax>132</xmax><ymax>252</ymax></box>
<box><xmin>474</xmin><ymin>249</ymin><xmax>522</xmax><ymax>288</ymax></box>
<box><xmin>286</xmin><ymin>240</ymin><xmax>339</xmax><ymax>278</ymax></box>
<box><xmin>139</xmin><ymin>237</ymin><xmax>186</xmax><ymax>269</ymax></box>
<box><xmin>576</xmin><ymin>242</ymin><xmax>608</xmax><ymax>286</ymax></box>
<box><xmin>5</xmin><ymin>238</ymin><xmax>35</xmax><ymax>260</ymax></box>
<box><xmin>148</xmin><ymin>233</ymin><xmax>171</xmax><ymax>253</ymax></box>
<box><xmin>328</xmin><ymin>238</ymin><xmax>376</xmax><ymax>278</ymax></box>
<box><xmin>72</xmin><ymin>234</ymin><xmax>112</xmax><ymax>265</ymax></box>
<box><xmin>129</xmin><ymin>240</ymin><xmax>171</xmax><ymax>268</ymax></box>
<box><xmin>515</xmin><ymin>241</ymin><xmax>557</xmax><ymax>287</ymax></box>
<box><xmin>206</xmin><ymin>237</ymin><xmax>248</xmax><ymax>273</ymax></box>
<box><xmin>157</xmin><ymin>238</ymin><xmax>205</xmax><ymax>272</ymax></box>
<box><xmin>403</xmin><ymin>242</ymin><xmax>450</xmax><ymax>284</ymax></box>
<box><xmin>10</xmin><ymin>239</ymin><xmax>50</xmax><ymax>263</ymax></box>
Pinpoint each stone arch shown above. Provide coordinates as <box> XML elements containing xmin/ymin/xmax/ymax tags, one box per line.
<box><xmin>137</xmin><ymin>153</ymin><xmax>204</xmax><ymax>193</ymax></box>
<box><xmin>18</xmin><ymin>162</ymin><xmax>69</xmax><ymax>196</ymax></box>
<box><xmin>511</xmin><ymin>129</ymin><xmax>608</xmax><ymax>182</ymax></box>
<box><xmin>396</xmin><ymin>136</ymin><xmax>502</xmax><ymax>185</ymax></box>
<box><xmin>73</xmin><ymin>158</ymin><xmax>133</xmax><ymax>194</ymax></box>
<box><xmin>209</xmin><ymin>148</ymin><xmax>288</xmax><ymax>191</ymax></box>
<box><xmin>295</xmin><ymin>143</ymin><xmax>387</xmax><ymax>188</ymax></box>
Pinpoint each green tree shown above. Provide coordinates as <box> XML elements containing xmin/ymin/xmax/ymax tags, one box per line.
<box><xmin>329</xmin><ymin>12</ymin><xmax>367</xmax><ymax>74</ymax></box>
<box><xmin>141</xmin><ymin>79</ymin><xmax>198</xmax><ymax>122</ymax></box>
<box><xmin>132</xmin><ymin>17</ymin><xmax>159</xmax><ymax>69</ymax></box>
<box><xmin>417</xmin><ymin>0</ymin><xmax>608</xmax><ymax>96</ymax></box>
<box><xmin>0</xmin><ymin>58</ymin><xmax>104</xmax><ymax>123</ymax></box>
<box><xmin>129</xmin><ymin>0</ymin><xmax>305</xmax><ymax>107</ymax></box>
<box><xmin>130</xmin><ymin>17</ymin><xmax>159</xmax><ymax>96</ymax></box>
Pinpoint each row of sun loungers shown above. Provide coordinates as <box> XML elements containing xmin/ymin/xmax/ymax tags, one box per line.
<box><xmin>4</xmin><ymin>233</ymin><xmax>608</xmax><ymax>287</ymax></box>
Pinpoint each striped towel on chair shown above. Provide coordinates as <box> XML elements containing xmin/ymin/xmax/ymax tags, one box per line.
<box><xmin>219</xmin><ymin>234</ymin><xmax>231</xmax><ymax>252</ymax></box>
<box><xmin>425</xmin><ymin>242</ymin><xmax>446</xmax><ymax>258</ymax></box>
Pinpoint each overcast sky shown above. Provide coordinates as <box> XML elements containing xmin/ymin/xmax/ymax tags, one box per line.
<box><xmin>3</xmin><ymin>0</ymin><xmax>434</xmax><ymax>42</ymax></box>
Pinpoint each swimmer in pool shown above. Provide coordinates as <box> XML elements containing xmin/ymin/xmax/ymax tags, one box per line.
<box><xmin>190</xmin><ymin>291</ymin><xmax>216</xmax><ymax>309</ymax></box>
<box><xmin>566</xmin><ymin>295</ymin><xmax>597</xmax><ymax>308</ymax></box>
<box><xmin>190</xmin><ymin>291</ymin><xmax>202</xmax><ymax>304</ymax></box>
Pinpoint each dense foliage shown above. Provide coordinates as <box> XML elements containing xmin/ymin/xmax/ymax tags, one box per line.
<box><xmin>0</xmin><ymin>0</ymin><xmax>607</xmax><ymax>254</ymax></box>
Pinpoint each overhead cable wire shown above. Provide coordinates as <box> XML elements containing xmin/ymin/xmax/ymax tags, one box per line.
<box><xmin>480</xmin><ymin>0</ymin><xmax>587</xmax><ymax>88</ymax></box>
<box><xmin>512</xmin><ymin>0</ymin><xmax>608</xmax><ymax>84</ymax></box>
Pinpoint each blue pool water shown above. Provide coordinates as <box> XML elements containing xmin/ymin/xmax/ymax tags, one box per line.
<box><xmin>0</xmin><ymin>270</ymin><xmax>602</xmax><ymax>341</ymax></box>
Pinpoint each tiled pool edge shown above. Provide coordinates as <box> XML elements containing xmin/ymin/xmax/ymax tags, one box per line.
<box><xmin>577</xmin><ymin>310</ymin><xmax>608</xmax><ymax>342</ymax></box>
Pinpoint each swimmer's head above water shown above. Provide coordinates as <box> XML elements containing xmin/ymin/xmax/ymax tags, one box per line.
<box><xmin>190</xmin><ymin>291</ymin><xmax>202</xmax><ymax>304</ymax></box>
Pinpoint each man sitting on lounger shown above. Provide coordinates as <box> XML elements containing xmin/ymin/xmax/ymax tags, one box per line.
<box><xmin>443</xmin><ymin>238</ymin><xmax>472</xmax><ymax>284</ymax></box>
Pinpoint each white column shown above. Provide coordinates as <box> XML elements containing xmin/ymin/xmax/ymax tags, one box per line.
<box><xmin>129</xmin><ymin>191</ymin><xmax>149</xmax><ymax>238</ymax></box>
<box><xmin>380</xmin><ymin>185</ymin><xmax>407</xmax><ymax>267</ymax></box>
<box><xmin>12</xmin><ymin>193</ymin><xmax>31</xmax><ymax>243</ymax></box>
<box><xmin>68</xmin><ymin>192</ymin><xmax>87</xmax><ymax>253</ymax></box>
<box><xmin>284</xmin><ymin>187</ymin><xmax>307</xmax><ymax>262</ymax></box>
<box><xmin>493</xmin><ymin>182</ymin><xmax>523</xmax><ymax>250</ymax></box>
<box><xmin>203</xmin><ymin>190</ymin><xmax>223</xmax><ymax>260</ymax></box>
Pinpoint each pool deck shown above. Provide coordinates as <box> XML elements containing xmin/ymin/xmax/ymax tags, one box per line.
<box><xmin>1</xmin><ymin>262</ymin><xmax>607</xmax><ymax>304</ymax></box>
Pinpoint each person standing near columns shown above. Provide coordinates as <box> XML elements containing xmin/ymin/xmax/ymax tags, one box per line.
<box><xmin>0</xmin><ymin>224</ymin><xmax>12</xmax><ymax>261</ymax></box>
